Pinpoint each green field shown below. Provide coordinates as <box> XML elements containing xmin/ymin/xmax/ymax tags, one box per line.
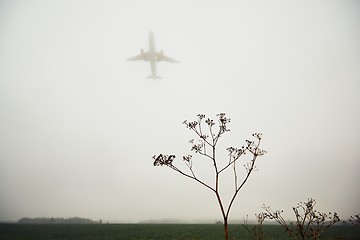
<box><xmin>0</xmin><ymin>224</ymin><xmax>359</xmax><ymax>240</ymax></box>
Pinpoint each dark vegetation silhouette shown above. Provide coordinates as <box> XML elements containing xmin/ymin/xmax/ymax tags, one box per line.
<box><xmin>242</xmin><ymin>212</ymin><xmax>266</xmax><ymax>240</ymax></box>
<box><xmin>17</xmin><ymin>217</ymin><xmax>99</xmax><ymax>224</ymax></box>
<box><xmin>242</xmin><ymin>198</ymin><xmax>341</xmax><ymax>240</ymax></box>
<box><xmin>349</xmin><ymin>214</ymin><xmax>360</xmax><ymax>227</ymax></box>
<box><xmin>153</xmin><ymin>113</ymin><xmax>266</xmax><ymax>240</ymax></box>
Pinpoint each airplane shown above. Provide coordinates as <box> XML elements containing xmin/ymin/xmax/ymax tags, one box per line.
<box><xmin>127</xmin><ymin>31</ymin><xmax>178</xmax><ymax>79</ymax></box>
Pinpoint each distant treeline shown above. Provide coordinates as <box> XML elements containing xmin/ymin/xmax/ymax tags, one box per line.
<box><xmin>18</xmin><ymin>217</ymin><xmax>100</xmax><ymax>224</ymax></box>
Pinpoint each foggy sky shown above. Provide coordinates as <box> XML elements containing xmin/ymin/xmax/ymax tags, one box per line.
<box><xmin>0</xmin><ymin>0</ymin><xmax>359</xmax><ymax>223</ymax></box>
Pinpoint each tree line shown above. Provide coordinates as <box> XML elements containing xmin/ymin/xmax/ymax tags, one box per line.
<box><xmin>17</xmin><ymin>217</ymin><xmax>100</xmax><ymax>224</ymax></box>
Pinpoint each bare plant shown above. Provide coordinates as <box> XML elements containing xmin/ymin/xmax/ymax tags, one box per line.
<box><xmin>242</xmin><ymin>212</ymin><xmax>266</xmax><ymax>240</ymax></box>
<box><xmin>349</xmin><ymin>214</ymin><xmax>360</xmax><ymax>226</ymax></box>
<box><xmin>262</xmin><ymin>198</ymin><xmax>340</xmax><ymax>240</ymax></box>
<box><xmin>152</xmin><ymin>113</ymin><xmax>266</xmax><ymax>240</ymax></box>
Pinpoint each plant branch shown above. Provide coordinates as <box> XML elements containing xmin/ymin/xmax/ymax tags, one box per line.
<box><xmin>226</xmin><ymin>153</ymin><xmax>258</xmax><ymax>218</ymax></box>
<box><xmin>168</xmin><ymin>164</ymin><xmax>216</xmax><ymax>193</ymax></box>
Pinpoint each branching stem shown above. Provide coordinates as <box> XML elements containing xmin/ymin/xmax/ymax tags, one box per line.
<box><xmin>153</xmin><ymin>114</ymin><xmax>266</xmax><ymax>240</ymax></box>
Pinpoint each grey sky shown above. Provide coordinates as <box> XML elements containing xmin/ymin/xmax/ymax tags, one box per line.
<box><xmin>0</xmin><ymin>0</ymin><xmax>359</xmax><ymax>223</ymax></box>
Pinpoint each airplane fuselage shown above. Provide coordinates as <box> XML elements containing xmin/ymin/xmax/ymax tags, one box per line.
<box><xmin>127</xmin><ymin>31</ymin><xmax>177</xmax><ymax>79</ymax></box>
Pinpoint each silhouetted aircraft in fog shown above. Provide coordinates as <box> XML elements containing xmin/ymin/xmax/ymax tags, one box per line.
<box><xmin>127</xmin><ymin>31</ymin><xmax>178</xmax><ymax>79</ymax></box>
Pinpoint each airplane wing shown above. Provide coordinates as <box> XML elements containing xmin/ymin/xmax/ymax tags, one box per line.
<box><xmin>127</xmin><ymin>54</ymin><xmax>146</xmax><ymax>61</ymax></box>
<box><xmin>159</xmin><ymin>54</ymin><xmax>179</xmax><ymax>63</ymax></box>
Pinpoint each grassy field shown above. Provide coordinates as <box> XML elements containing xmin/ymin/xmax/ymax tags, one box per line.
<box><xmin>0</xmin><ymin>223</ymin><xmax>359</xmax><ymax>240</ymax></box>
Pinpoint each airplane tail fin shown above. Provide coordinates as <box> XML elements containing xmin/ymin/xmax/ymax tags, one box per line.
<box><xmin>147</xmin><ymin>75</ymin><xmax>162</xmax><ymax>79</ymax></box>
